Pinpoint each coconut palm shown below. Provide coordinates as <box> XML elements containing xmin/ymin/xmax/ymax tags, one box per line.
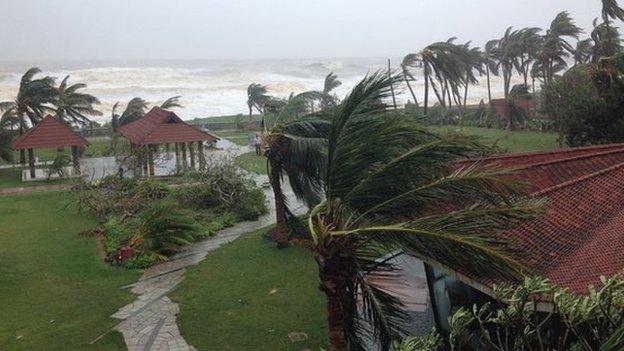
<box><xmin>118</xmin><ymin>97</ymin><xmax>148</xmax><ymax>126</ymax></box>
<box><xmin>306</xmin><ymin>72</ymin><xmax>542</xmax><ymax>350</ymax></box>
<box><xmin>247</xmin><ymin>83</ymin><xmax>268</xmax><ymax>122</ymax></box>
<box><xmin>54</xmin><ymin>75</ymin><xmax>102</xmax><ymax>127</ymax></box>
<box><xmin>160</xmin><ymin>96</ymin><xmax>183</xmax><ymax>110</ymax></box>
<box><xmin>602</xmin><ymin>0</ymin><xmax>624</xmax><ymax>39</ymax></box>
<box><xmin>492</xmin><ymin>27</ymin><xmax>523</xmax><ymax>128</ymax></box>
<box><xmin>321</xmin><ymin>72</ymin><xmax>342</xmax><ymax>109</ymax></box>
<box><xmin>591</xmin><ymin>18</ymin><xmax>623</xmax><ymax>60</ymax></box>
<box><xmin>401</xmin><ymin>54</ymin><xmax>420</xmax><ymax>106</ymax></box>
<box><xmin>419</xmin><ymin>39</ymin><xmax>466</xmax><ymax>113</ymax></box>
<box><xmin>574</xmin><ymin>38</ymin><xmax>594</xmax><ymax>65</ymax></box>
<box><xmin>513</xmin><ymin>27</ymin><xmax>542</xmax><ymax>86</ymax></box>
<box><xmin>483</xmin><ymin>40</ymin><xmax>501</xmax><ymax>105</ymax></box>
<box><xmin>260</xmin><ymin>90</ymin><xmax>328</xmax><ymax>247</ymax></box>
<box><xmin>455</xmin><ymin>42</ymin><xmax>484</xmax><ymax>111</ymax></box>
<box><xmin>536</xmin><ymin>11</ymin><xmax>582</xmax><ymax>85</ymax></box>
<box><xmin>0</xmin><ymin>67</ymin><xmax>56</xmax><ymax>163</ymax></box>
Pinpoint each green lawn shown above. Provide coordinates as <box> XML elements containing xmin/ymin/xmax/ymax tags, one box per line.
<box><xmin>191</xmin><ymin>114</ymin><xmax>262</xmax><ymax>125</ymax></box>
<box><xmin>0</xmin><ymin>192</ymin><xmax>139</xmax><ymax>350</ymax></box>
<box><xmin>236</xmin><ymin>152</ymin><xmax>267</xmax><ymax>175</ymax></box>
<box><xmin>173</xmin><ymin>228</ymin><xmax>327</xmax><ymax>351</ymax></box>
<box><xmin>427</xmin><ymin>126</ymin><xmax>558</xmax><ymax>153</ymax></box>
<box><xmin>0</xmin><ymin>168</ymin><xmax>75</xmax><ymax>189</ymax></box>
<box><xmin>215</xmin><ymin>129</ymin><xmax>253</xmax><ymax>146</ymax></box>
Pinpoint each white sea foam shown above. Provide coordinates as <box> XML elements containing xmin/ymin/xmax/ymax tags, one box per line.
<box><xmin>0</xmin><ymin>58</ymin><xmax>522</xmax><ymax>124</ymax></box>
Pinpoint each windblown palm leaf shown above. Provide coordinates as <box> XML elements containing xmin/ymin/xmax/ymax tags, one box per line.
<box><xmin>54</xmin><ymin>75</ymin><xmax>102</xmax><ymax>127</ymax></box>
<box><xmin>574</xmin><ymin>38</ymin><xmax>594</xmax><ymax>64</ymax></box>
<box><xmin>247</xmin><ymin>83</ymin><xmax>268</xmax><ymax>121</ymax></box>
<box><xmin>119</xmin><ymin>97</ymin><xmax>148</xmax><ymax>126</ymax></box>
<box><xmin>160</xmin><ymin>95</ymin><xmax>183</xmax><ymax>109</ymax></box>
<box><xmin>307</xmin><ymin>71</ymin><xmax>543</xmax><ymax>350</ymax></box>
<box><xmin>591</xmin><ymin>18</ymin><xmax>623</xmax><ymax>60</ymax></box>
<box><xmin>321</xmin><ymin>72</ymin><xmax>342</xmax><ymax>108</ymax></box>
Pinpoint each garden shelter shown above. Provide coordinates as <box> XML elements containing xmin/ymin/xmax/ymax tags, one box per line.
<box><xmin>12</xmin><ymin>115</ymin><xmax>89</xmax><ymax>180</ymax></box>
<box><xmin>117</xmin><ymin>107</ymin><xmax>218</xmax><ymax>176</ymax></box>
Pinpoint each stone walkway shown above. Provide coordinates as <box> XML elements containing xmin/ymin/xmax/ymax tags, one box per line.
<box><xmin>111</xmin><ymin>176</ymin><xmax>307</xmax><ymax>351</ymax></box>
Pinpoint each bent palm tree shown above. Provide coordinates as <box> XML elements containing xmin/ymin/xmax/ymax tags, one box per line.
<box><xmin>574</xmin><ymin>38</ymin><xmax>594</xmax><ymax>65</ymax></box>
<box><xmin>54</xmin><ymin>75</ymin><xmax>102</xmax><ymax>127</ymax></box>
<box><xmin>160</xmin><ymin>96</ymin><xmax>183</xmax><ymax>109</ymax></box>
<box><xmin>306</xmin><ymin>72</ymin><xmax>542</xmax><ymax>350</ymax></box>
<box><xmin>483</xmin><ymin>40</ymin><xmax>500</xmax><ymax>105</ymax></box>
<box><xmin>119</xmin><ymin>97</ymin><xmax>148</xmax><ymax>126</ymax></box>
<box><xmin>261</xmin><ymin>90</ymin><xmax>328</xmax><ymax>247</ymax></box>
<box><xmin>401</xmin><ymin>54</ymin><xmax>420</xmax><ymax>106</ymax></box>
<box><xmin>321</xmin><ymin>72</ymin><xmax>342</xmax><ymax>109</ymax></box>
<box><xmin>602</xmin><ymin>0</ymin><xmax>624</xmax><ymax>48</ymax></box>
<box><xmin>591</xmin><ymin>18</ymin><xmax>623</xmax><ymax>60</ymax></box>
<box><xmin>247</xmin><ymin>83</ymin><xmax>268</xmax><ymax>122</ymax></box>
<box><xmin>0</xmin><ymin>67</ymin><xmax>56</xmax><ymax>163</ymax></box>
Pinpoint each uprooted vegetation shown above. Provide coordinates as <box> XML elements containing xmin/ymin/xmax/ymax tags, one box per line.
<box><xmin>75</xmin><ymin>159</ymin><xmax>268</xmax><ymax>268</ymax></box>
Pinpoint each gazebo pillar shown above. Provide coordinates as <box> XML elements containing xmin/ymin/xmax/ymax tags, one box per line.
<box><xmin>71</xmin><ymin>145</ymin><xmax>80</xmax><ymax>174</ymax></box>
<box><xmin>174</xmin><ymin>142</ymin><xmax>181</xmax><ymax>173</ymax></box>
<box><xmin>148</xmin><ymin>145</ymin><xmax>155</xmax><ymax>176</ymax></box>
<box><xmin>142</xmin><ymin>146</ymin><xmax>149</xmax><ymax>176</ymax></box>
<box><xmin>27</xmin><ymin>148</ymin><xmax>35</xmax><ymax>179</ymax></box>
<box><xmin>189</xmin><ymin>142</ymin><xmax>196</xmax><ymax>170</ymax></box>
<box><xmin>181</xmin><ymin>142</ymin><xmax>188</xmax><ymax>170</ymax></box>
<box><xmin>198</xmin><ymin>141</ymin><xmax>206</xmax><ymax>170</ymax></box>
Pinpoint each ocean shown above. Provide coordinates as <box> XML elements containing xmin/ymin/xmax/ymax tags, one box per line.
<box><xmin>0</xmin><ymin>58</ymin><xmax>521</xmax><ymax>124</ymax></box>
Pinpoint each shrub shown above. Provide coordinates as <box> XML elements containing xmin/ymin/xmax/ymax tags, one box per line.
<box><xmin>122</xmin><ymin>251</ymin><xmax>163</xmax><ymax>269</ymax></box>
<box><xmin>129</xmin><ymin>200</ymin><xmax>199</xmax><ymax>255</ymax></box>
<box><xmin>103</xmin><ymin>218</ymin><xmax>131</xmax><ymax>254</ymax></box>
<box><xmin>233</xmin><ymin>187</ymin><xmax>268</xmax><ymax>220</ymax></box>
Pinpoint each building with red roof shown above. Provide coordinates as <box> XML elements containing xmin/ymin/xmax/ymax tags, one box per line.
<box><xmin>117</xmin><ymin>107</ymin><xmax>218</xmax><ymax>176</ymax></box>
<box><xmin>12</xmin><ymin>115</ymin><xmax>89</xmax><ymax>179</ymax></box>
<box><xmin>424</xmin><ymin>144</ymin><xmax>624</xmax><ymax>334</ymax></box>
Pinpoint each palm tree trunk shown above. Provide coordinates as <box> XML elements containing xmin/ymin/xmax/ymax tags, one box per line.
<box><xmin>269</xmin><ymin>158</ymin><xmax>289</xmax><ymax>248</ymax></box>
<box><xmin>402</xmin><ymin>66</ymin><xmax>418</xmax><ymax>106</ymax></box>
<box><xmin>387</xmin><ymin>59</ymin><xmax>397</xmax><ymax>111</ymax></box>
<box><xmin>317</xmin><ymin>252</ymin><xmax>348</xmax><ymax>351</ymax></box>
<box><xmin>486</xmin><ymin>65</ymin><xmax>492</xmax><ymax>105</ymax></box>
<box><xmin>248</xmin><ymin>104</ymin><xmax>253</xmax><ymax>123</ymax></box>
<box><xmin>424</xmin><ymin>65</ymin><xmax>430</xmax><ymax>115</ymax></box>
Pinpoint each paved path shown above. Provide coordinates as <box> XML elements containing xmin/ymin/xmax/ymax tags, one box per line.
<box><xmin>111</xmin><ymin>175</ymin><xmax>307</xmax><ymax>351</ymax></box>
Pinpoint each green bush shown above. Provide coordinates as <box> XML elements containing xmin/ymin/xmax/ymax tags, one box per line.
<box><xmin>233</xmin><ymin>187</ymin><xmax>268</xmax><ymax>220</ymax></box>
<box><xmin>122</xmin><ymin>251</ymin><xmax>162</xmax><ymax>269</ymax></box>
<box><xmin>103</xmin><ymin>218</ymin><xmax>131</xmax><ymax>254</ymax></box>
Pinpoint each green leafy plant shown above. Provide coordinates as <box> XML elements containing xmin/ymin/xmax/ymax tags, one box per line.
<box><xmin>46</xmin><ymin>153</ymin><xmax>72</xmax><ymax>180</ymax></box>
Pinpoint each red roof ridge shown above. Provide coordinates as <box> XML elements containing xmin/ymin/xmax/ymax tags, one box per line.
<box><xmin>12</xmin><ymin>115</ymin><xmax>89</xmax><ymax>149</ymax></box>
<box><xmin>457</xmin><ymin>143</ymin><xmax>624</xmax><ymax>165</ymax></box>
<box><xmin>533</xmin><ymin>161</ymin><xmax>624</xmax><ymax>197</ymax></box>
<box><xmin>513</xmin><ymin>146</ymin><xmax>624</xmax><ymax>172</ymax></box>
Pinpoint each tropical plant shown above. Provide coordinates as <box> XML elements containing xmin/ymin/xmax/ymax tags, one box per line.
<box><xmin>261</xmin><ymin>90</ymin><xmax>327</xmax><ymax>247</ymax></box>
<box><xmin>305</xmin><ymin>72</ymin><xmax>542</xmax><ymax>350</ymax></box>
<box><xmin>483</xmin><ymin>40</ymin><xmax>501</xmax><ymax>105</ymax></box>
<box><xmin>129</xmin><ymin>200</ymin><xmax>198</xmax><ymax>255</ymax></box>
<box><xmin>492</xmin><ymin>27</ymin><xmax>522</xmax><ymax>128</ymax></box>
<box><xmin>591</xmin><ymin>18</ymin><xmax>623</xmax><ymax>60</ymax></box>
<box><xmin>46</xmin><ymin>153</ymin><xmax>72</xmax><ymax>179</ymax></box>
<box><xmin>602</xmin><ymin>0</ymin><xmax>624</xmax><ymax>48</ymax></box>
<box><xmin>513</xmin><ymin>27</ymin><xmax>542</xmax><ymax>87</ymax></box>
<box><xmin>118</xmin><ymin>97</ymin><xmax>149</xmax><ymax>126</ymax></box>
<box><xmin>160</xmin><ymin>95</ymin><xmax>183</xmax><ymax>109</ymax></box>
<box><xmin>401</xmin><ymin>54</ymin><xmax>420</xmax><ymax>106</ymax></box>
<box><xmin>398</xmin><ymin>275</ymin><xmax>624</xmax><ymax>351</ymax></box>
<box><xmin>247</xmin><ymin>83</ymin><xmax>268</xmax><ymax>122</ymax></box>
<box><xmin>321</xmin><ymin>72</ymin><xmax>342</xmax><ymax>109</ymax></box>
<box><xmin>0</xmin><ymin>67</ymin><xmax>57</xmax><ymax>163</ymax></box>
<box><xmin>574</xmin><ymin>38</ymin><xmax>594</xmax><ymax>65</ymax></box>
<box><xmin>536</xmin><ymin>11</ymin><xmax>582</xmax><ymax>85</ymax></box>
<box><xmin>53</xmin><ymin>75</ymin><xmax>101</xmax><ymax>127</ymax></box>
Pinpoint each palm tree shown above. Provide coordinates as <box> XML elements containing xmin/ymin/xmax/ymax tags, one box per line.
<box><xmin>0</xmin><ymin>67</ymin><xmax>56</xmax><ymax>163</ymax></box>
<box><xmin>602</xmin><ymin>0</ymin><xmax>624</xmax><ymax>45</ymax></box>
<box><xmin>247</xmin><ymin>83</ymin><xmax>268</xmax><ymax>122</ymax></box>
<box><xmin>321</xmin><ymin>72</ymin><xmax>342</xmax><ymax>109</ymax></box>
<box><xmin>483</xmin><ymin>40</ymin><xmax>501</xmax><ymax>105</ymax></box>
<box><xmin>419</xmin><ymin>39</ymin><xmax>466</xmax><ymax>113</ymax></box>
<box><xmin>573</xmin><ymin>38</ymin><xmax>594</xmax><ymax>65</ymax></box>
<box><xmin>537</xmin><ymin>11</ymin><xmax>582</xmax><ymax>85</ymax></box>
<box><xmin>260</xmin><ymin>90</ymin><xmax>327</xmax><ymax>247</ymax></box>
<box><xmin>513</xmin><ymin>27</ymin><xmax>542</xmax><ymax>86</ymax></box>
<box><xmin>492</xmin><ymin>27</ymin><xmax>522</xmax><ymax>128</ymax></box>
<box><xmin>401</xmin><ymin>54</ymin><xmax>420</xmax><ymax>106</ymax></box>
<box><xmin>118</xmin><ymin>97</ymin><xmax>148</xmax><ymax>126</ymax></box>
<box><xmin>455</xmin><ymin>41</ymin><xmax>484</xmax><ymax>112</ymax></box>
<box><xmin>306</xmin><ymin>72</ymin><xmax>542</xmax><ymax>350</ymax></box>
<box><xmin>591</xmin><ymin>18</ymin><xmax>623</xmax><ymax>60</ymax></box>
<box><xmin>54</xmin><ymin>75</ymin><xmax>102</xmax><ymax>127</ymax></box>
<box><xmin>160</xmin><ymin>96</ymin><xmax>183</xmax><ymax>109</ymax></box>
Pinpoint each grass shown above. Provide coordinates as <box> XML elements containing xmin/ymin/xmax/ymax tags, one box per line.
<box><xmin>214</xmin><ymin>129</ymin><xmax>254</xmax><ymax>146</ymax></box>
<box><xmin>428</xmin><ymin>126</ymin><xmax>558</xmax><ymax>153</ymax></box>
<box><xmin>236</xmin><ymin>152</ymin><xmax>267</xmax><ymax>175</ymax></box>
<box><xmin>0</xmin><ymin>191</ymin><xmax>139</xmax><ymax>350</ymax></box>
<box><xmin>190</xmin><ymin>114</ymin><xmax>263</xmax><ymax>125</ymax></box>
<box><xmin>0</xmin><ymin>168</ymin><xmax>75</xmax><ymax>189</ymax></box>
<box><xmin>173</xmin><ymin>227</ymin><xmax>327</xmax><ymax>351</ymax></box>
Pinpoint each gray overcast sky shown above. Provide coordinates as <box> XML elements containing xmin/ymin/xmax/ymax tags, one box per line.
<box><xmin>0</xmin><ymin>0</ymin><xmax>605</xmax><ymax>61</ymax></box>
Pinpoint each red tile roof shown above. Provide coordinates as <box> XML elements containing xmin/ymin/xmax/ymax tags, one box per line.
<box><xmin>452</xmin><ymin>145</ymin><xmax>624</xmax><ymax>295</ymax></box>
<box><xmin>118</xmin><ymin>107</ymin><xmax>218</xmax><ymax>145</ymax></box>
<box><xmin>12</xmin><ymin>115</ymin><xmax>89</xmax><ymax>150</ymax></box>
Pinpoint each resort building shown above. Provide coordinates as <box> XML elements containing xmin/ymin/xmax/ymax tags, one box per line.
<box><xmin>421</xmin><ymin>144</ymin><xmax>624</xmax><ymax>334</ymax></box>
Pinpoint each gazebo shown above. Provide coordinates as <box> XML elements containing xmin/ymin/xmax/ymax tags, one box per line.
<box><xmin>12</xmin><ymin>115</ymin><xmax>89</xmax><ymax>180</ymax></box>
<box><xmin>117</xmin><ymin>107</ymin><xmax>218</xmax><ymax>176</ymax></box>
